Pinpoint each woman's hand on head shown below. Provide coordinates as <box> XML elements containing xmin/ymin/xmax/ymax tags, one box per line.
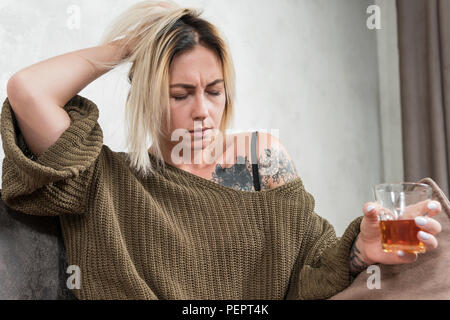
<box><xmin>107</xmin><ymin>1</ymin><xmax>181</xmax><ymax>59</ymax></box>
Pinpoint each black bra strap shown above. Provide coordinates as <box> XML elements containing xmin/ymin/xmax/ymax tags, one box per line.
<box><xmin>251</xmin><ymin>131</ymin><xmax>261</xmax><ymax>191</ymax></box>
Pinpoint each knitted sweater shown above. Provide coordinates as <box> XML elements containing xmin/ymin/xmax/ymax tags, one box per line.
<box><xmin>1</xmin><ymin>94</ymin><xmax>363</xmax><ymax>300</ymax></box>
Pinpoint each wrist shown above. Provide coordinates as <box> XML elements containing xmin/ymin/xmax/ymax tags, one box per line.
<box><xmin>349</xmin><ymin>233</ymin><xmax>376</xmax><ymax>276</ymax></box>
<box><xmin>354</xmin><ymin>235</ymin><xmax>376</xmax><ymax>266</ymax></box>
<box><xmin>107</xmin><ymin>39</ymin><xmax>130</xmax><ymax>61</ymax></box>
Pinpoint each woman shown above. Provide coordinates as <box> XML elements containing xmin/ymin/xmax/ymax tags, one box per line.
<box><xmin>1</xmin><ymin>1</ymin><xmax>442</xmax><ymax>300</ymax></box>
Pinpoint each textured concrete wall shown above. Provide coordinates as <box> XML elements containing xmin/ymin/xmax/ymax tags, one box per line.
<box><xmin>0</xmin><ymin>0</ymin><xmax>400</xmax><ymax>236</ymax></box>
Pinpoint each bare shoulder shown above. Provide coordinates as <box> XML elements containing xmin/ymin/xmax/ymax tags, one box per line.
<box><xmin>210</xmin><ymin>131</ymin><xmax>298</xmax><ymax>191</ymax></box>
<box><xmin>255</xmin><ymin>131</ymin><xmax>299</xmax><ymax>189</ymax></box>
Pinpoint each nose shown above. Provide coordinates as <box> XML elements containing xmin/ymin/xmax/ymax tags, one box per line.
<box><xmin>191</xmin><ymin>92</ymin><xmax>209</xmax><ymax>121</ymax></box>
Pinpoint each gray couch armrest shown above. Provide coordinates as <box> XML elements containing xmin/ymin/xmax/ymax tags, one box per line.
<box><xmin>0</xmin><ymin>189</ymin><xmax>77</xmax><ymax>300</ymax></box>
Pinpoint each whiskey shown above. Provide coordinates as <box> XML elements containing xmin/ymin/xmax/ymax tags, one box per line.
<box><xmin>379</xmin><ymin>219</ymin><xmax>426</xmax><ymax>253</ymax></box>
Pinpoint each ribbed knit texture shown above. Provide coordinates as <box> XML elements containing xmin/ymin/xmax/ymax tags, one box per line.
<box><xmin>1</xmin><ymin>95</ymin><xmax>363</xmax><ymax>300</ymax></box>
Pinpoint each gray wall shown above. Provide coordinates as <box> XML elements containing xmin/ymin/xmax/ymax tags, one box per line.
<box><xmin>375</xmin><ymin>0</ymin><xmax>404</xmax><ymax>184</ymax></box>
<box><xmin>0</xmin><ymin>0</ymin><xmax>401</xmax><ymax>236</ymax></box>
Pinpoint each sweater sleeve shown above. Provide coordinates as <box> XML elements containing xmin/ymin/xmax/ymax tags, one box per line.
<box><xmin>0</xmin><ymin>94</ymin><xmax>103</xmax><ymax>216</ymax></box>
<box><xmin>285</xmin><ymin>187</ymin><xmax>364</xmax><ymax>300</ymax></box>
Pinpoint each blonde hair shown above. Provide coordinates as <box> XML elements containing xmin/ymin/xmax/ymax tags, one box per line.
<box><xmin>95</xmin><ymin>0</ymin><xmax>236</xmax><ymax>178</ymax></box>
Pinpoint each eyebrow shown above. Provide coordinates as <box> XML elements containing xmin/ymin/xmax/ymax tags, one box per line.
<box><xmin>169</xmin><ymin>79</ymin><xmax>224</xmax><ymax>89</ymax></box>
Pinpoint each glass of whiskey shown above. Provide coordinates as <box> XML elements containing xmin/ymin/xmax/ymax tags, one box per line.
<box><xmin>373</xmin><ymin>183</ymin><xmax>432</xmax><ymax>254</ymax></box>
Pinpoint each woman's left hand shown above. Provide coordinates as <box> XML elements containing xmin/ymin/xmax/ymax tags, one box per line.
<box><xmin>356</xmin><ymin>200</ymin><xmax>443</xmax><ymax>265</ymax></box>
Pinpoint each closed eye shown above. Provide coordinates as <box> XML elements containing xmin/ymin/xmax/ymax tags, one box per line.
<box><xmin>172</xmin><ymin>92</ymin><xmax>221</xmax><ymax>101</ymax></box>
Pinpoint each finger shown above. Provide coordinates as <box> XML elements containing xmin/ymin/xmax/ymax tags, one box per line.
<box><xmin>414</xmin><ymin>216</ymin><xmax>442</xmax><ymax>235</ymax></box>
<box><xmin>366</xmin><ymin>202</ymin><xmax>397</xmax><ymax>220</ymax></box>
<box><xmin>417</xmin><ymin>231</ymin><xmax>439</xmax><ymax>250</ymax></box>
<box><xmin>395</xmin><ymin>250</ymin><xmax>418</xmax><ymax>263</ymax></box>
<box><xmin>424</xmin><ymin>200</ymin><xmax>442</xmax><ymax>217</ymax></box>
<box><xmin>363</xmin><ymin>202</ymin><xmax>397</xmax><ymax>221</ymax></box>
<box><xmin>403</xmin><ymin>200</ymin><xmax>442</xmax><ymax>218</ymax></box>
<box><xmin>363</xmin><ymin>202</ymin><xmax>379</xmax><ymax>222</ymax></box>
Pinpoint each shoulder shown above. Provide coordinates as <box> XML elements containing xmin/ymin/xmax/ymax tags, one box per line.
<box><xmin>225</xmin><ymin>131</ymin><xmax>299</xmax><ymax>189</ymax></box>
<box><xmin>253</xmin><ymin>131</ymin><xmax>299</xmax><ymax>189</ymax></box>
<box><xmin>93</xmin><ymin>145</ymin><xmax>131</xmax><ymax>174</ymax></box>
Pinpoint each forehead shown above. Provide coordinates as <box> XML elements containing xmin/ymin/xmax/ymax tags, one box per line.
<box><xmin>169</xmin><ymin>45</ymin><xmax>223</xmax><ymax>84</ymax></box>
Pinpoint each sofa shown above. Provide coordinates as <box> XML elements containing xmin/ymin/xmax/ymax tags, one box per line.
<box><xmin>0</xmin><ymin>189</ymin><xmax>76</xmax><ymax>299</ymax></box>
<box><xmin>0</xmin><ymin>177</ymin><xmax>449</xmax><ymax>300</ymax></box>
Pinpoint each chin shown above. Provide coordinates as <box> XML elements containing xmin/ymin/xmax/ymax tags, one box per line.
<box><xmin>192</xmin><ymin>139</ymin><xmax>212</xmax><ymax>150</ymax></box>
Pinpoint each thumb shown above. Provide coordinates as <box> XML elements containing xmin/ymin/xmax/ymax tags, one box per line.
<box><xmin>361</xmin><ymin>202</ymin><xmax>382</xmax><ymax>242</ymax></box>
<box><xmin>363</xmin><ymin>202</ymin><xmax>379</xmax><ymax>223</ymax></box>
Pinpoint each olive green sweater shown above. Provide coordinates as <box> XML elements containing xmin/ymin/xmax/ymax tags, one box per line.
<box><xmin>1</xmin><ymin>94</ymin><xmax>363</xmax><ymax>300</ymax></box>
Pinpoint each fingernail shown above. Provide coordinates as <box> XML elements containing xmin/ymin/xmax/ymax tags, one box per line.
<box><xmin>419</xmin><ymin>231</ymin><xmax>431</xmax><ymax>240</ymax></box>
<box><xmin>397</xmin><ymin>250</ymin><xmax>405</xmax><ymax>257</ymax></box>
<box><xmin>427</xmin><ymin>201</ymin><xmax>439</xmax><ymax>210</ymax></box>
<box><xmin>415</xmin><ymin>216</ymin><xmax>427</xmax><ymax>226</ymax></box>
<box><xmin>367</xmin><ymin>205</ymin><xmax>376</xmax><ymax>213</ymax></box>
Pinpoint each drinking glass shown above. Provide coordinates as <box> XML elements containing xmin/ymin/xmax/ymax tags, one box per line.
<box><xmin>373</xmin><ymin>182</ymin><xmax>432</xmax><ymax>254</ymax></box>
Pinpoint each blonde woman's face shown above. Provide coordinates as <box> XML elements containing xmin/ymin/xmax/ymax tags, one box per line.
<box><xmin>166</xmin><ymin>45</ymin><xmax>226</xmax><ymax>151</ymax></box>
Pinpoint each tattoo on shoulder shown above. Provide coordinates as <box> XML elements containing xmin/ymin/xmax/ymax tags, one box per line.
<box><xmin>258</xmin><ymin>147</ymin><xmax>298</xmax><ymax>187</ymax></box>
<box><xmin>210</xmin><ymin>155</ymin><xmax>255</xmax><ymax>191</ymax></box>
<box><xmin>209</xmin><ymin>145</ymin><xmax>299</xmax><ymax>191</ymax></box>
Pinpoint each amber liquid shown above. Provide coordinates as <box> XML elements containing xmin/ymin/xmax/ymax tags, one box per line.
<box><xmin>379</xmin><ymin>219</ymin><xmax>426</xmax><ymax>253</ymax></box>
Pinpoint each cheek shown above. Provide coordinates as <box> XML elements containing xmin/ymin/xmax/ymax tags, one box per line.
<box><xmin>213</xmin><ymin>100</ymin><xmax>226</xmax><ymax>120</ymax></box>
<box><xmin>167</xmin><ymin>106</ymin><xmax>190</xmax><ymax>129</ymax></box>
